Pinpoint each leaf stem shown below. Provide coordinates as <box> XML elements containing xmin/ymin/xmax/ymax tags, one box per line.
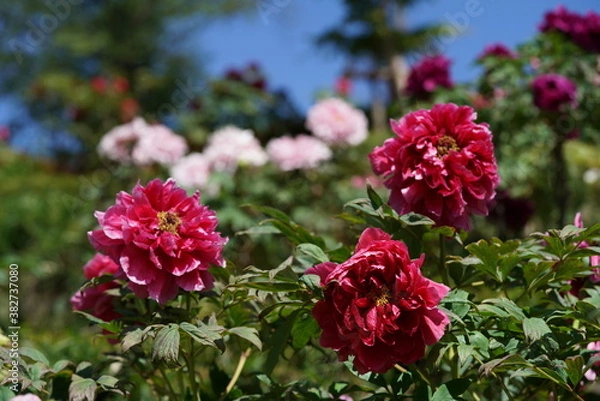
<box><xmin>159</xmin><ymin>366</ymin><xmax>178</xmax><ymax>399</ymax></box>
<box><xmin>221</xmin><ymin>348</ymin><xmax>251</xmax><ymax>399</ymax></box>
<box><xmin>439</xmin><ymin>234</ymin><xmax>451</xmax><ymax>286</ymax></box>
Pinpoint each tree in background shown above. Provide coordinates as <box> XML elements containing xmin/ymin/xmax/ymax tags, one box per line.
<box><xmin>316</xmin><ymin>0</ymin><xmax>446</xmax><ymax>128</ymax></box>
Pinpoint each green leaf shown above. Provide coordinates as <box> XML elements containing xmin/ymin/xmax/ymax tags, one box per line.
<box><xmin>522</xmin><ymin>317</ymin><xmax>552</xmax><ymax>343</ymax></box>
<box><xmin>227</xmin><ymin>327</ymin><xmax>262</xmax><ymax>351</ymax></box>
<box><xmin>152</xmin><ymin>324</ymin><xmax>180</xmax><ymax>365</ymax></box>
<box><xmin>296</xmin><ymin>243</ymin><xmax>329</xmax><ymax>264</ymax></box>
<box><xmin>19</xmin><ymin>347</ymin><xmax>50</xmax><ymax>366</ymax></box>
<box><xmin>431</xmin><ymin>378</ymin><xmax>471</xmax><ymax>401</ymax></box>
<box><xmin>180</xmin><ymin>321</ymin><xmax>225</xmax><ymax>352</ymax></box>
<box><xmin>52</xmin><ymin>359</ymin><xmax>72</xmax><ymax>372</ymax></box>
<box><xmin>268</xmin><ymin>256</ymin><xmax>295</xmax><ymax>281</ymax></box>
<box><xmin>479</xmin><ymin>354</ymin><xmax>530</xmax><ymax>376</ymax></box>
<box><xmin>237</xmin><ymin>281</ymin><xmax>301</xmax><ymax>292</ymax></box>
<box><xmin>291</xmin><ymin>312</ymin><xmax>320</xmax><ymax>349</ymax></box>
<box><xmin>121</xmin><ymin>328</ymin><xmax>145</xmax><ymax>353</ymax></box>
<box><xmin>565</xmin><ymin>355</ymin><xmax>585</xmax><ymax>386</ymax></box>
<box><xmin>264</xmin><ymin>310</ymin><xmax>298</xmax><ymax>375</ymax></box>
<box><xmin>457</xmin><ymin>344</ymin><xmax>475</xmax><ymax>366</ymax></box>
<box><xmin>96</xmin><ymin>375</ymin><xmax>119</xmax><ymax>389</ymax></box>
<box><xmin>69</xmin><ymin>374</ymin><xmax>97</xmax><ymax>401</ymax></box>
<box><xmin>366</xmin><ymin>183</ymin><xmax>384</xmax><ymax>210</ymax></box>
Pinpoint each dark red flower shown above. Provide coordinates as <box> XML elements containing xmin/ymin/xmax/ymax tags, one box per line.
<box><xmin>477</xmin><ymin>43</ymin><xmax>517</xmax><ymax>60</ymax></box>
<box><xmin>88</xmin><ymin>178</ymin><xmax>227</xmax><ymax>304</ymax></box>
<box><xmin>70</xmin><ymin>253</ymin><xmax>121</xmax><ymax>322</ymax></box>
<box><xmin>307</xmin><ymin>228</ymin><xmax>449</xmax><ymax>374</ymax></box>
<box><xmin>539</xmin><ymin>6</ymin><xmax>600</xmax><ymax>53</ymax></box>
<box><xmin>406</xmin><ymin>55</ymin><xmax>453</xmax><ymax>98</ymax></box>
<box><xmin>369</xmin><ymin>103</ymin><xmax>499</xmax><ymax>231</ymax></box>
<box><xmin>531</xmin><ymin>73</ymin><xmax>577</xmax><ymax>112</ymax></box>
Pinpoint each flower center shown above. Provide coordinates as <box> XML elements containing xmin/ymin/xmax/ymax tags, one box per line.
<box><xmin>436</xmin><ymin>135</ymin><xmax>460</xmax><ymax>157</ymax></box>
<box><xmin>369</xmin><ymin>286</ymin><xmax>392</xmax><ymax>306</ymax></box>
<box><xmin>157</xmin><ymin>211</ymin><xmax>181</xmax><ymax>234</ymax></box>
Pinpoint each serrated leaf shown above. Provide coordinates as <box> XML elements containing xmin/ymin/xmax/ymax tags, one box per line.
<box><xmin>19</xmin><ymin>347</ymin><xmax>50</xmax><ymax>366</ymax></box>
<box><xmin>69</xmin><ymin>374</ymin><xmax>96</xmax><ymax>401</ymax></box>
<box><xmin>121</xmin><ymin>328</ymin><xmax>144</xmax><ymax>353</ymax></box>
<box><xmin>180</xmin><ymin>321</ymin><xmax>225</xmax><ymax>352</ymax></box>
<box><xmin>152</xmin><ymin>324</ymin><xmax>180</xmax><ymax>365</ymax></box>
<box><xmin>227</xmin><ymin>327</ymin><xmax>262</xmax><ymax>351</ymax></box>
<box><xmin>522</xmin><ymin>317</ymin><xmax>552</xmax><ymax>343</ymax></box>
<box><xmin>296</xmin><ymin>243</ymin><xmax>329</xmax><ymax>264</ymax></box>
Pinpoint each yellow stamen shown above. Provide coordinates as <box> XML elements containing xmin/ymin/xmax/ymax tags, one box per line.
<box><xmin>157</xmin><ymin>211</ymin><xmax>181</xmax><ymax>234</ymax></box>
<box><xmin>436</xmin><ymin>135</ymin><xmax>460</xmax><ymax>157</ymax></box>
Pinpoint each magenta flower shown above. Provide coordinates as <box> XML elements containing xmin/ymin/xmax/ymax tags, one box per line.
<box><xmin>406</xmin><ymin>55</ymin><xmax>453</xmax><ymax>98</ymax></box>
<box><xmin>88</xmin><ymin>179</ymin><xmax>227</xmax><ymax>304</ymax></box>
<box><xmin>71</xmin><ymin>253</ymin><xmax>121</xmax><ymax>322</ymax></box>
<box><xmin>266</xmin><ymin>135</ymin><xmax>332</xmax><ymax>171</ymax></box>
<box><xmin>369</xmin><ymin>103</ymin><xmax>499</xmax><ymax>231</ymax></box>
<box><xmin>477</xmin><ymin>43</ymin><xmax>517</xmax><ymax>60</ymax></box>
<box><xmin>307</xmin><ymin>228</ymin><xmax>449</xmax><ymax>374</ymax></box>
<box><xmin>531</xmin><ymin>74</ymin><xmax>577</xmax><ymax>112</ymax></box>
<box><xmin>306</xmin><ymin>98</ymin><xmax>368</xmax><ymax>146</ymax></box>
<box><xmin>540</xmin><ymin>6</ymin><xmax>600</xmax><ymax>53</ymax></box>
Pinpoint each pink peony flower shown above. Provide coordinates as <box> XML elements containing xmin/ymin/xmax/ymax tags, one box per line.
<box><xmin>10</xmin><ymin>395</ymin><xmax>43</xmax><ymax>401</ymax></box>
<box><xmin>585</xmin><ymin>341</ymin><xmax>600</xmax><ymax>381</ymax></box>
<box><xmin>71</xmin><ymin>253</ymin><xmax>121</xmax><ymax>322</ymax></box>
<box><xmin>477</xmin><ymin>43</ymin><xmax>517</xmax><ymax>60</ymax></box>
<box><xmin>406</xmin><ymin>55</ymin><xmax>453</xmax><ymax>98</ymax></box>
<box><xmin>132</xmin><ymin>123</ymin><xmax>188</xmax><ymax>166</ymax></box>
<box><xmin>369</xmin><ymin>103</ymin><xmax>499</xmax><ymax>231</ymax></box>
<box><xmin>169</xmin><ymin>153</ymin><xmax>212</xmax><ymax>191</ymax></box>
<box><xmin>531</xmin><ymin>74</ymin><xmax>577</xmax><ymax>112</ymax></box>
<box><xmin>569</xmin><ymin>213</ymin><xmax>600</xmax><ymax>296</ymax></box>
<box><xmin>266</xmin><ymin>135</ymin><xmax>332</xmax><ymax>171</ymax></box>
<box><xmin>97</xmin><ymin>117</ymin><xmax>148</xmax><ymax>163</ymax></box>
<box><xmin>88</xmin><ymin>179</ymin><xmax>227</xmax><ymax>304</ymax></box>
<box><xmin>307</xmin><ymin>228</ymin><xmax>449</xmax><ymax>374</ymax></box>
<box><xmin>98</xmin><ymin>117</ymin><xmax>188</xmax><ymax>166</ymax></box>
<box><xmin>306</xmin><ymin>98</ymin><xmax>368</xmax><ymax>146</ymax></box>
<box><xmin>203</xmin><ymin>126</ymin><xmax>268</xmax><ymax>172</ymax></box>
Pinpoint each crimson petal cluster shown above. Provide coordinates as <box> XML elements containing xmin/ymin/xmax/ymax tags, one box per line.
<box><xmin>88</xmin><ymin>178</ymin><xmax>227</xmax><ymax>304</ymax></box>
<box><xmin>307</xmin><ymin>228</ymin><xmax>449</xmax><ymax>374</ymax></box>
<box><xmin>369</xmin><ymin>103</ymin><xmax>499</xmax><ymax>231</ymax></box>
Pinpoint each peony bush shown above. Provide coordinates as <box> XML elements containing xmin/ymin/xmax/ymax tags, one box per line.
<box><xmin>2</xmin><ymin>5</ymin><xmax>600</xmax><ymax>401</ymax></box>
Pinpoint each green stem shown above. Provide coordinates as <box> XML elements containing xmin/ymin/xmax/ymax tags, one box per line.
<box><xmin>439</xmin><ymin>234</ymin><xmax>451</xmax><ymax>286</ymax></box>
<box><xmin>221</xmin><ymin>348</ymin><xmax>251</xmax><ymax>400</ymax></box>
<box><xmin>159</xmin><ymin>366</ymin><xmax>178</xmax><ymax>399</ymax></box>
<box><xmin>185</xmin><ymin>293</ymin><xmax>201</xmax><ymax>401</ymax></box>
<box><xmin>552</xmin><ymin>132</ymin><xmax>568</xmax><ymax>227</ymax></box>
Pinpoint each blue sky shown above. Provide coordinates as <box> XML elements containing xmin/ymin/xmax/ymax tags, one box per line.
<box><xmin>4</xmin><ymin>0</ymin><xmax>599</xmax><ymax>154</ymax></box>
<box><xmin>199</xmin><ymin>0</ymin><xmax>599</xmax><ymax>112</ymax></box>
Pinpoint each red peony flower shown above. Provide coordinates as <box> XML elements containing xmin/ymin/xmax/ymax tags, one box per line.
<box><xmin>531</xmin><ymin>73</ymin><xmax>577</xmax><ymax>112</ymax></box>
<box><xmin>369</xmin><ymin>103</ymin><xmax>499</xmax><ymax>231</ymax></box>
<box><xmin>88</xmin><ymin>178</ymin><xmax>227</xmax><ymax>304</ymax></box>
<box><xmin>70</xmin><ymin>253</ymin><xmax>121</xmax><ymax>322</ymax></box>
<box><xmin>406</xmin><ymin>55</ymin><xmax>453</xmax><ymax>98</ymax></box>
<box><xmin>307</xmin><ymin>228</ymin><xmax>449</xmax><ymax>374</ymax></box>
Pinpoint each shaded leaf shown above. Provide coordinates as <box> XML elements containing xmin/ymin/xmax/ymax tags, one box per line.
<box><xmin>152</xmin><ymin>324</ymin><xmax>180</xmax><ymax>365</ymax></box>
<box><xmin>227</xmin><ymin>327</ymin><xmax>262</xmax><ymax>351</ymax></box>
<box><xmin>69</xmin><ymin>374</ymin><xmax>96</xmax><ymax>401</ymax></box>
